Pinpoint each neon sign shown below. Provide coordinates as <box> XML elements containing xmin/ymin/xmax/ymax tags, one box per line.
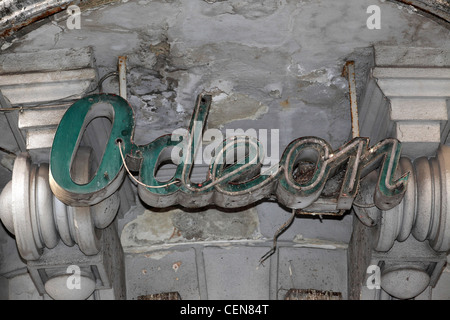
<box><xmin>49</xmin><ymin>94</ymin><xmax>409</xmax><ymax>212</ymax></box>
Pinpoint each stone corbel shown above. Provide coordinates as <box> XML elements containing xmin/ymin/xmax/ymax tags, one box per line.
<box><xmin>350</xmin><ymin>45</ymin><xmax>450</xmax><ymax>300</ymax></box>
<box><xmin>359</xmin><ymin>46</ymin><xmax>450</xmax><ymax>159</ymax></box>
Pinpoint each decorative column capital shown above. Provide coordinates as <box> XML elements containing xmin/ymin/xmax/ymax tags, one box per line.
<box><xmin>359</xmin><ymin>46</ymin><xmax>450</xmax><ymax>159</ymax></box>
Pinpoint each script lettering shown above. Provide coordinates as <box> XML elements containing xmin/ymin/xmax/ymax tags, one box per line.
<box><xmin>49</xmin><ymin>93</ymin><xmax>409</xmax><ymax>211</ymax></box>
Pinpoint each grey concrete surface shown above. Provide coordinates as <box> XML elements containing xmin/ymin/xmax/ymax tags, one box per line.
<box><xmin>0</xmin><ymin>0</ymin><xmax>449</xmax><ymax>300</ymax></box>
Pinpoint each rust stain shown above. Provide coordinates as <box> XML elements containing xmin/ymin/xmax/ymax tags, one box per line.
<box><xmin>118</xmin><ymin>56</ymin><xmax>127</xmax><ymax>66</ymax></box>
<box><xmin>0</xmin><ymin>5</ymin><xmax>65</xmax><ymax>37</ymax></box>
<box><xmin>341</xmin><ymin>60</ymin><xmax>354</xmax><ymax>78</ymax></box>
<box><xmin>172</xmin><ymin>261</ymin><xmax>182</xmax><ymax>272</ymax></box>
<box><xmin>169</xmin><ymin>227</ymin><xmax>182</xmax><ymax>240</ymax></box>
<box><xmin>0</xmin><ymin>0</ymin><xmax>123</xmax><ymax>38</ymax></box>
<box><xmin>280</xmin><ymin>98</ymin><xmax>290</xmax><ymax>109</ymax></box>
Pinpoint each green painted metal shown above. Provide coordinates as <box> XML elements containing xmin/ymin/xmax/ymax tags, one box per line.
<box><xmin>50</xmin><ymin>93</ymin><xmax>409</xmax><ymax>211</ymax></box>
<box><xmin>362</xmin><ymin>138</ymin><xmax>410</xmax><ymax>210</ymax></box>
<box><xmin>49</xmin><ymin>94</ymin><xmax>135</xmax><ymax>205</ymax></box>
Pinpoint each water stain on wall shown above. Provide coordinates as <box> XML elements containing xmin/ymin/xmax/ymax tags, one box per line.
<box><xmin>121</xmin><ymin>207</ymin><xmax>261</xmax><ymax>249</ymax></box>
<box><xmin>208</xmin><ymin>93</ymin><xmax>269</xmax><ymax>128</ymax></box>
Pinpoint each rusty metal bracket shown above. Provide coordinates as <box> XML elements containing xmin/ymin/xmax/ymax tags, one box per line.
<box><xmin>118</xmin><ymin>56</ymin><xmax>127</xmax><ymax>100</ymax></box>
<box><xmin>343</xmin><ymin>61</ymin><xmax>359</xmax><ymax>139</ymax></box>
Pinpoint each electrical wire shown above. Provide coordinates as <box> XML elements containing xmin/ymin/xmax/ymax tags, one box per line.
<box><xmin>352</xmin><ymin>201</ymin><xmax>376</xmax><ymax>208</ymax></box>
<box><xmin>259</xmin><ymin>209</ymin><xmax>296</xmax><ymax>265</ymax></box>
<box><xmin>117</xmin><ymin>140</ymin><xmax>179</xmax><ymax>189</ymax></box>
<box><xmin>117</xmin><ymin>140</ymin><xmax>281</xmax><ymax>191</ymax></box>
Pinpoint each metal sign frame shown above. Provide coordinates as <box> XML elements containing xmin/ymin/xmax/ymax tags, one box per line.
<box><xmin>49</xmin><ymin>93</ymin><xmax>409</xmax><ymax>213</ymax></box>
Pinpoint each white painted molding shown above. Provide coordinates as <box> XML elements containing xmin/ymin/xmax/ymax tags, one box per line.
<box><xmin>0</xmin><ymin>47</ymin><xmax>97</xmax><ymax>162</ymax></box>
<box><xmin>360</xmin><ymin>46</ymin><xmax>450</xmax><ymax>159</ymax></box>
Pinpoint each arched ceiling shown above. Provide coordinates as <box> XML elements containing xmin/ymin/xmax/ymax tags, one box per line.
<box><xmin>0</xmin><ymin>0</ymin><xmax>449</xmax><ymax>38</ymax></box>
<box><xmin>393</xmin><ymin>0</ymin><xmax>450</xmax><ymax>25</ymax></box>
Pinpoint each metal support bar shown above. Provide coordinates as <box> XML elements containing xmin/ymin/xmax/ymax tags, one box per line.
<box><xmin>118</xmin><ymin>56</ymin><xmax>127</xmax><ymax>100</ymax></box>
<box><xmin>343</xmin><ymin>61</ymin><xmax>360</xmax><ymax>138</ymax></box>
<box><xmin>0</xmin><ymin>90</ymin><xmax>26</xmax><ymax>152</ymax></box>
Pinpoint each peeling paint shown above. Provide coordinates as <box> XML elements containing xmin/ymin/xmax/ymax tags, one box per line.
<box><xmin>298</xmin><ymin>68</ymin><xmax>334</xmax><ymax>85</ymax></box>
<box><xmin>121</xmin><ymin>207</ymin><xmax>262</xmax><ymax>249</ymax></box>
<box><xmin>208</xmin><ymin>93</ymin><xmax>269</xmax><ymax>128</ymax></box>
<box><xmin>172</xmin><ymin>261</ymin><xmax>182</xmax><ymax>272</ymax></box>
<box><xmin>121</xmin><ymin>211</ymin><xmax>180</xmax><ymax>248</ymax></box>
<box><xmin>172</xmin><ymin>208</ymin><xmax>261</xmax><ymax>241</ymax></box>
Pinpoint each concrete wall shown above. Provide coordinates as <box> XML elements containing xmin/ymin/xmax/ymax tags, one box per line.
<box><xmin>0</xmin><ymin>0</ymin><xmax>449</xmax><ymax>299</ymax></box>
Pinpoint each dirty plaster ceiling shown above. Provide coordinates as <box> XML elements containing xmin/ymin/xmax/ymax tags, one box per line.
<box><xmin>0</xmin><ymin>1</ymin><xmax>449</xmax><ymax>300</ymax></box>
<box><xmin>0</xmin><ymin>0</ymin><xmax>449</xmax><ymax>38</ymax></box>
<box><xmin>0</xmin><ymin>0</ymin><xmax>448</xmax><ymax>141</ymax></box>
<box><xmin>0</xmin><ymin>0</ymin><xmax>448</xmax><ymax>188</ymax></box>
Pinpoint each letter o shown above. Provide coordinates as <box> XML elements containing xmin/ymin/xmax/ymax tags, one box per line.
<box><xmin>49</xmin><ymin>94</ymin><xmax>135</xmax><ymax>206</ymax></box>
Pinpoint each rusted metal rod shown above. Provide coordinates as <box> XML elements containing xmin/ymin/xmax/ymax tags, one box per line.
<box><xmin>118</xmin><ymin>56</ymin><xmax>127</xmax><ymax>100</ymax></box>
<box><xmin>343</xmin><ymin>61</ymin><xmax>360</xmax><ymax>138</ymax></box>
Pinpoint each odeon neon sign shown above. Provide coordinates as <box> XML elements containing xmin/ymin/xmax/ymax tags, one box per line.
<box><xmin>49</xmin><ymin>93</ymin><xmax>409</xmax><ymax>212</ymax></box>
